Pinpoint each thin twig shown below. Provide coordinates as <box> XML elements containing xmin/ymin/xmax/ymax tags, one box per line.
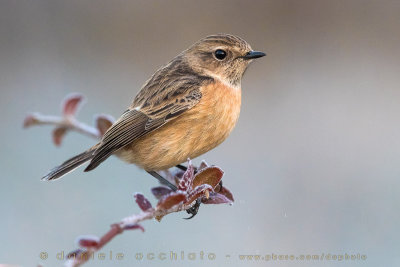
<box><xmin>24</xmin><ymin>113</ymin><xmax>101</xmax><ymax>139</ymax></box>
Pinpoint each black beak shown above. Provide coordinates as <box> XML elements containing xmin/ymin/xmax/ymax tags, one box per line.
<box><xmin>242</xmin><ymin>51</ymin><xmax>266</xmax><ymax>60</ymax></box>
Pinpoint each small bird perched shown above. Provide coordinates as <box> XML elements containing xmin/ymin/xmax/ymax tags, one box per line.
<box><xmin>43</xmin><ymin>33</ymin><xmax>265</xmax><ymax>184</ymax></box>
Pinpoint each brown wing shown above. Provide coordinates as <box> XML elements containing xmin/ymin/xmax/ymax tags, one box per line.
<box><xmin>84</xmin><ymin>59</ymin><xmax>213</xmax><ymax>172</ymax></box>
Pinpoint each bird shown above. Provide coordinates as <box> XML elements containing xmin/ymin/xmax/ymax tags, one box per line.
<box><xmin>42</xmin><ymin>33</ymin><xmax>265</xmax><ymax>186</ymax></box>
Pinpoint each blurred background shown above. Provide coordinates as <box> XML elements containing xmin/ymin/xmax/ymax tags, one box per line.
<box><xmin>1</xmin><ymin>0</ymin><xmax>400</xmax><ymax>266</ymax></box>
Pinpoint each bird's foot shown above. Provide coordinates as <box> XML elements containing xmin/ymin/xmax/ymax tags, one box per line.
<box><xmin>184</xmin><ymin>198</ymin><xmax>201</xmax><ymax>219</ymax></box>
<box><xmin>176</xmin><ymin>164</ymin><xmax>224</xmax><ymax>219</ymax></box>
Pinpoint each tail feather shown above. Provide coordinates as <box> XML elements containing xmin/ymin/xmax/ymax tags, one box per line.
<box><xmin>42</xmin><ymin>148</ymin><xmax>95</xmax><ymax>181</ymax></box>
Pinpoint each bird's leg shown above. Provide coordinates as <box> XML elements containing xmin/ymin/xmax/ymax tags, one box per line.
<box><xmin>185</xmin><ymin>181</ymin><xmax>224</xmax><ymax>219</ymax></box>
<box><xmin>148</xmin><ymin>168</ymin><xmax>201</xmax><ymax>219</ymax></box>
<box><xmin>147</xmin><ymin>171</ymin><xmax>177</xmax><ymax>191</ymax></box>
<box><xmin>184</xmin><ymin>198</ymin><xmax>201</xmax><ymax>220</ymax></box>
<box><xmin>176</xmin><ymin>164</ymin><xmax>187</xmax><ymax>172</ymax></box>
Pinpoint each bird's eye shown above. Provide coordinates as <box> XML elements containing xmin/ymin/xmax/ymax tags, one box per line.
<box><xmin>214</xmin><ymin>49</ymin><xmax>227</xmax><ymax>60</ymax></box>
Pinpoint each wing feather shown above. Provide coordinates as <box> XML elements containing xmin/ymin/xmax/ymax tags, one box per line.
<box><xmin>85</xmin><ymin>56</ymin><xmax>213</xmax><ymax>172</ymax></box>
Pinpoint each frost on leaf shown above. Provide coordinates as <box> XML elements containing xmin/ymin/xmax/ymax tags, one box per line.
<box><xmin>154</xmin><ymin>159</ymin><xmax>234</xmax><ymax>210</ymax></box>
<box><xmin>192</xmin><ymin>166</ymin><xmax>224</xmax><ymax>189</ymax></box>
<box><xmin>178</xmin><ymin>160</ymin><xmax>195</xmax><ymax>191</ymax></box>
<box><xmin>134</xmin><ymin>193</ymin><xmax>152</xmax><ymax>211</ymax></box>
<box><xmin>156</xmin><ymin>191</ymin><xmax>186</xmax><ymax>210</ymax></box>
<box><xmin>186</xmin><ymin>184</ymin><xmax>213</xmax><ymax>204</ymax></box>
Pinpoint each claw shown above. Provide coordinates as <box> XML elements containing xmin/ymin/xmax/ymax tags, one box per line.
<box><xmin>184</xmin><ymin>213</ymin><xmax>196</xmax><ymax>220</ymax></box>
<box><xmin>184</xmin><ymin>198</ymin><xmax>201</xmax><ymax>219</ymax></box>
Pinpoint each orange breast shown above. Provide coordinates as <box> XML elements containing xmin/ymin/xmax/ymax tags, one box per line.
<box><xmin>118</xmin><ymin>81</ymin><xmax>241</xmax><ymax>171</ymax></box>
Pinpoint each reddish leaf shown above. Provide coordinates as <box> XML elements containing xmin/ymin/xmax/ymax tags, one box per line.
<box><xmin>186</xmin><ymin>184</ymin><xmax>213</xmax><ymax>205</ymax></box>
<box><xmin>202</xmin><ymin>192</ymin><xmax>233</xmax><ymax>205</ymax></box>
<box><xmin>157</xmin><ymin>191</ymin><xmax>186</xmax><ymax>210</ymax></box>
<box><xmin>192</xmin><ymin>166</ymin><xmax>224</xmax><ymax>189</ymax></box>
<box><xmin>62</xmin><ymin>93</ymin><xmax>84</xmax><ymax>117</ymax></box>
<box><xmin>151</xmin><ymin>186</ymin><xmax>173</xmax><ymax>200</ymax></box>
<box><xmin>219</xmin><ymin>186</ymin><xmax>234</xmax><ymax>202</ymax></box>
<box><xmin>52</xmin><ymin>127</ymin><xmax>67</xmax><ymax>146</ymax></box>
<box><xmin>134</xmin><ymin>193</ymin><xmax>152</xmax><ymax>211</ymax></box>
<box><xmin>178</xmin><ymin>160</ymin><xmax>194</xmax><ymax>191</ymax></box>
<box><xmin>123</xmin><ymin>223</ymin><xmax>145</xmax><ymax>232</ymax></box>
<box><xmin>198</xmin><ymin>160</ymin><xmax>209</xmax><ymax>171</ymax></box>
<box><xmin>76</xmin><ymin>235</ymin><xmax>100</xmax><ymax>248</ymax></box>
<box><xmin>214</xmin><ymin>182</ymin><xmax>222</xmax><ymax>193</ymax></box>
<box><xmin>23</xmin><ymin>113</ymin><xmax>39</xmax><ymax>128</ymax></box>
<box><xmin>95</xmin><ymin>114</ymin><xmax>114</xmax><ymax>136</ymax></box>
<box><xmin>173</xmin><ymin>169</ymin><xmax>185</xmax><ymax>179</ymax></box>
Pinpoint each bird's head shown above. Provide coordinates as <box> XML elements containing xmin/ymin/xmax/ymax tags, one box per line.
<box><xmin>184</xmin><ymin>33</ymin><xmax>265</xmax><ymax>88</ymax></box>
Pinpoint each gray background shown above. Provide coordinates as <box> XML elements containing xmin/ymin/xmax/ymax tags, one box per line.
<box><xmin>1</xmin><ymin>0</ymin><xmax>400</xmax><ymax>266</ymax></box>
